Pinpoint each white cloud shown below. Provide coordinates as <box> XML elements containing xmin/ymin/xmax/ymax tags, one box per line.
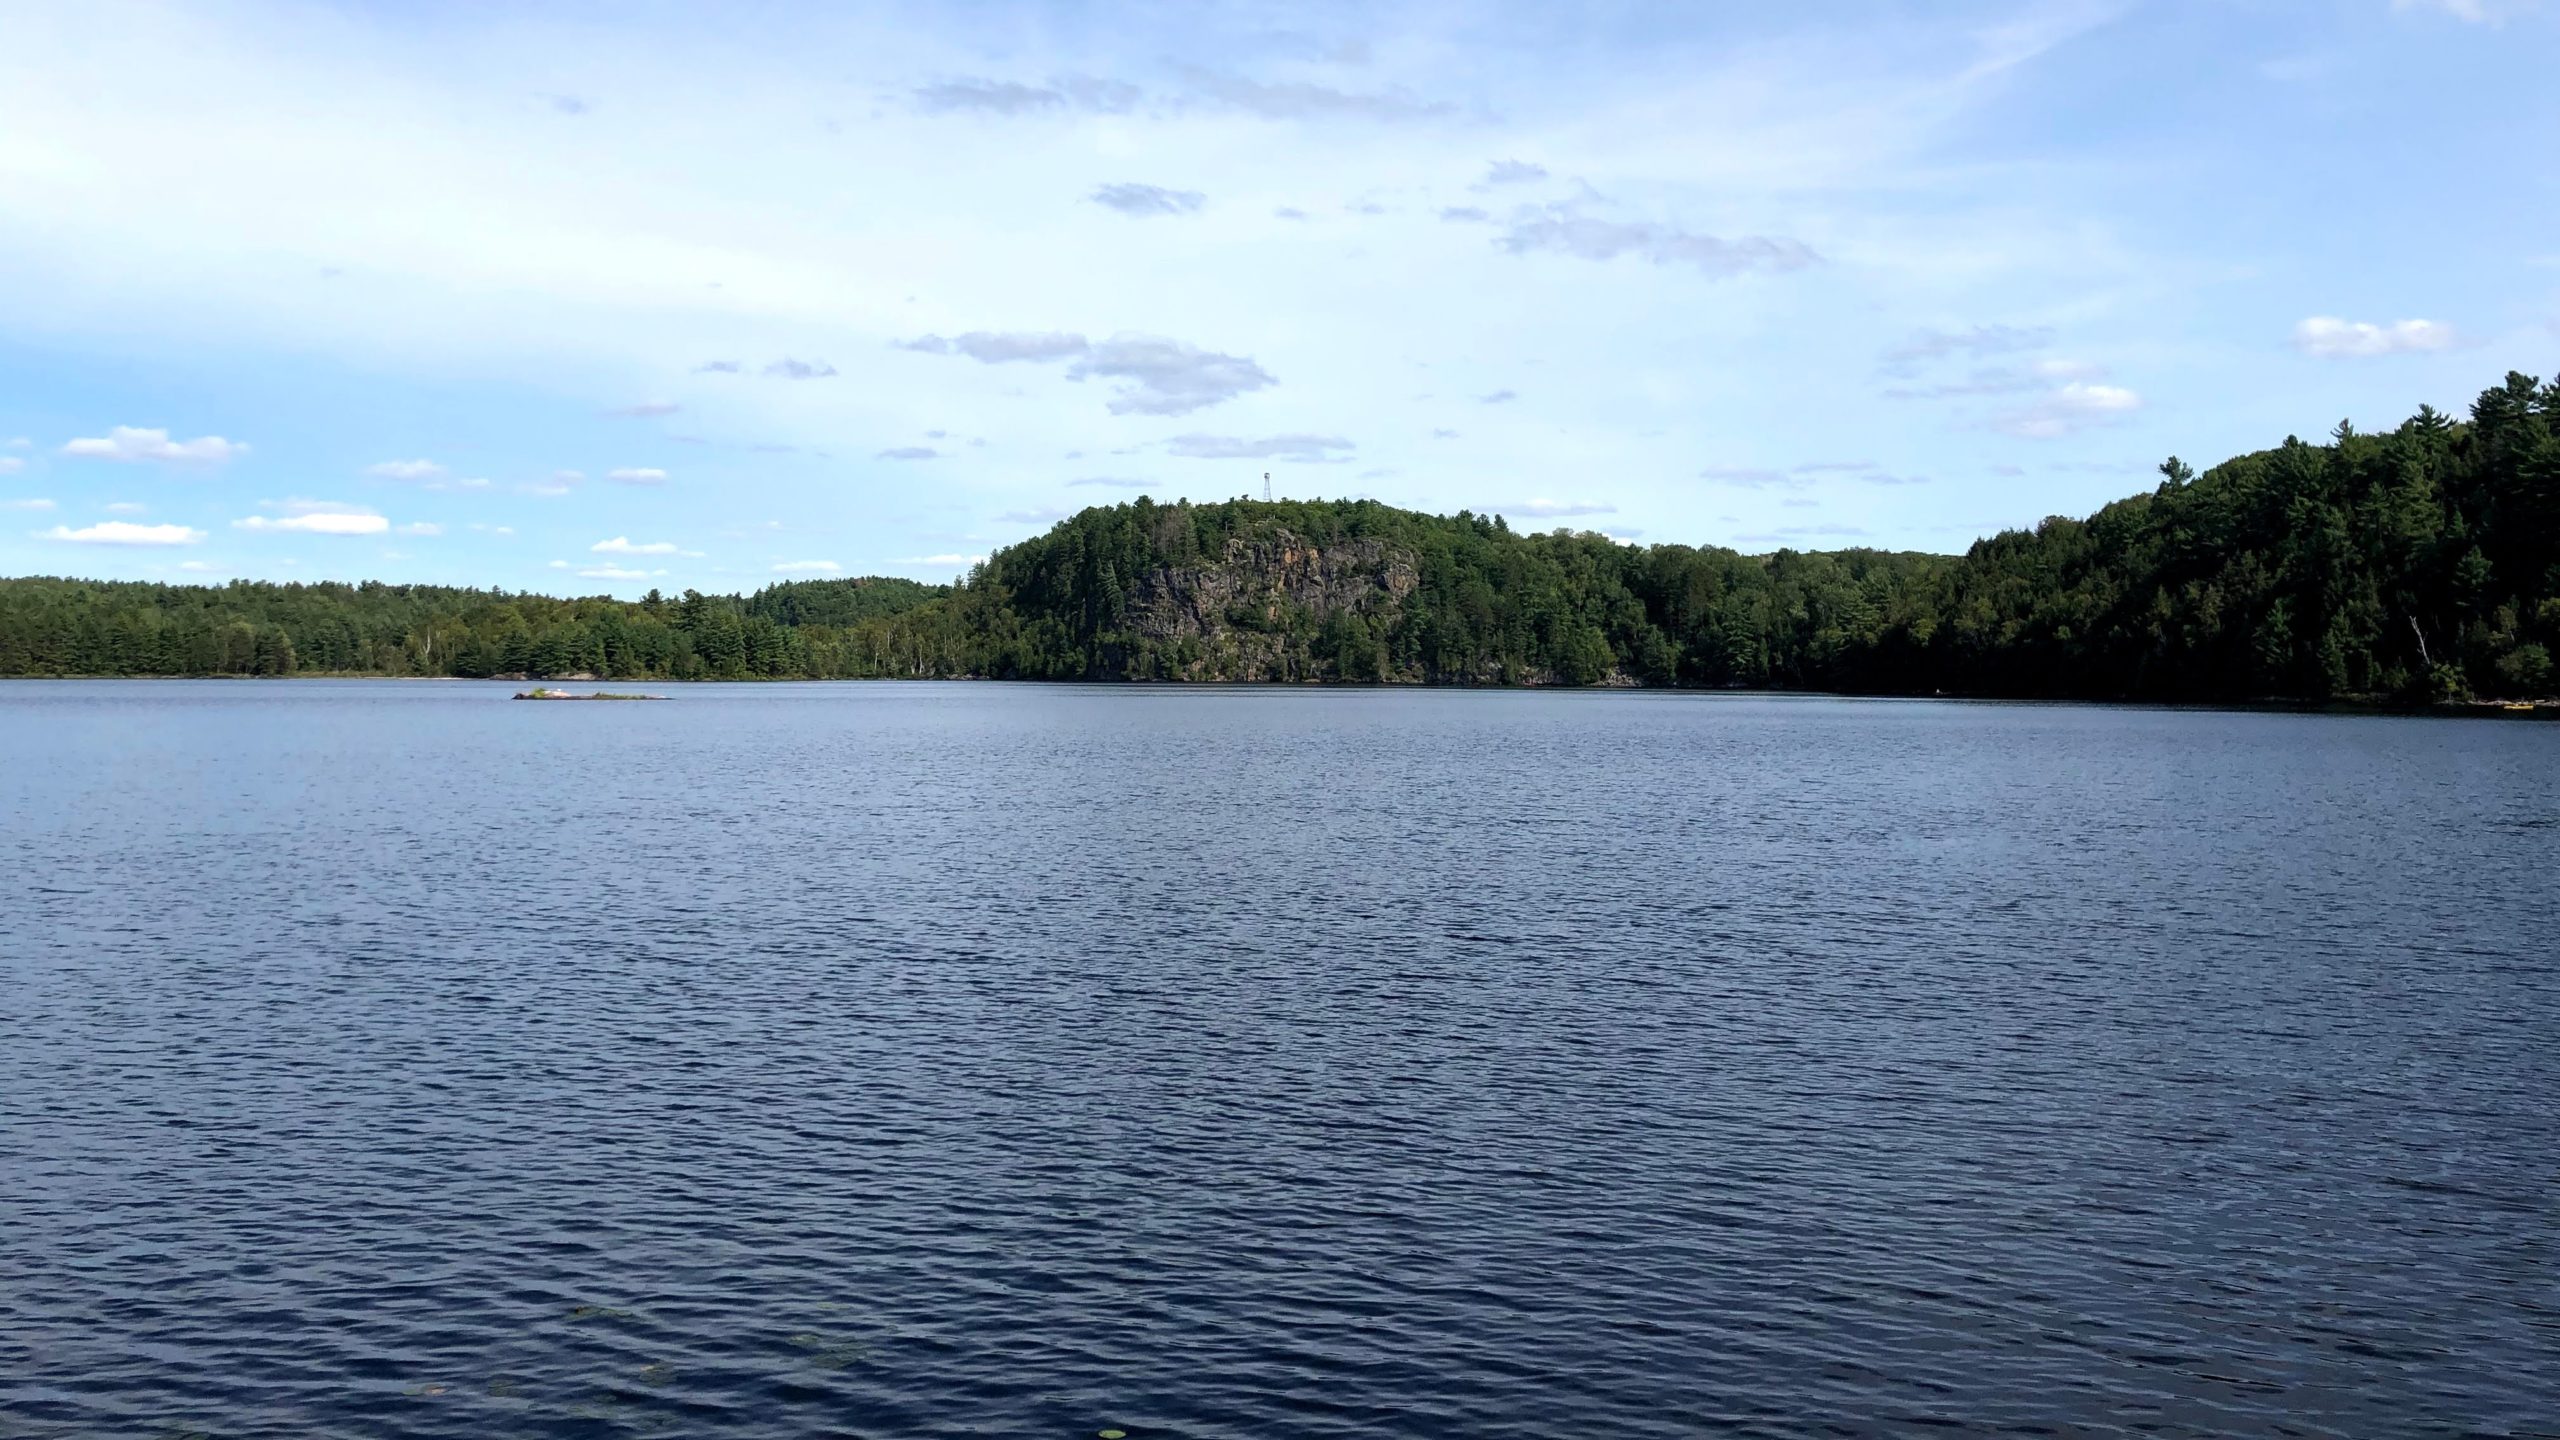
<box><xmin>5</xmin><ymin>437</ymin><xmax>28</xmax><ymax>449</ymax></box>
<box><xmin>577</xmin><ymin>564</ymin><xmax>668</xmax><ymax>579</ymax></box>
<box><xmin>2</xmin><ymin>498</ymin><xmax>58</xmax><ymax>511</ymax></box>
<box><xmin>60</xmin><ymin>426</ymin><xmax>247</xmax><ymax>464</ymax></box>
<box><xmin>396</xmin><ymin>521</ymin><xmax>442</xmax><ymax>536</ymax></box>
<box><xmin>41</xmin><ymin>520</ymin><xmax>206</xmax><ymax>545</ymax></box>
<box><xmin>470</xmin><ymin>522</ymin><xmax>517</xmax><ymax>536</ymax></box>
<box><xmin>0</xmin><ymin>457</ymin><xmax>24</xmax><ymax>475</ymax></box>
<box><xmin>604</xmin><ymin>400</ymin><xmax>680</xmax><ymax>417</ymax></box>
<box><xmin>772</xmin><ymin>559</ymin><xmax>841</xmax><ymax>573</ymax></box>
<box><xmin>365</xmin><ymin>458</ymin><xmax>445</xmax><ymax>481</ymax></box>
<box><xmin>605</xmin><ymin>467</ymin><xmax>669</xmax><ymax>485</ymax></box>
<box><xmin>176</xmin><ymin>560</ymin><xmax>222</xmax><ymax>572</ymax></box>
<box><xmin>2292</xmin><ymin>316</ymin><xmax>2458</xmax><ymax>359</ymax></box>
<box><xmin>591</xmin><ymin>536</ymin><xmax>692</xmax><ymax>555</ymax></box>
<box><xmin>520</xmin><ymin>469</ymin><xmax>583</xmax><ymax>497</ymax></box>
<box><xmin>1994</xmin><ymin>382</ymin><xmax>2142</xmax><ymax>439</ymax></box>
<box><xmin>235</xmin><ymin>501</ymin><xmax>391</xmax><ymax>535</ymax></box>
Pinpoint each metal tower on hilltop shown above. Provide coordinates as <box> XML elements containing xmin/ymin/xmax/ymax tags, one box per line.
<box><xmin>1263</xmin><ymin>471</ymin><xmax>1273</xmax><ymax>503</ymax></box>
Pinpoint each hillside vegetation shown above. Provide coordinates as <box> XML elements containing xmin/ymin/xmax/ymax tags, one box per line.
<box><xmin>3</xmin><ymin>371</ymin><xmax>2554</xmax><ymax>701</ymax></box>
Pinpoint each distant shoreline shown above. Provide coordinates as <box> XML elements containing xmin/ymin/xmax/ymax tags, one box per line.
<box><xmin>2</xmin><ymin>672</ymin><xmax>2551</xmax><ymax>720</ymax></box>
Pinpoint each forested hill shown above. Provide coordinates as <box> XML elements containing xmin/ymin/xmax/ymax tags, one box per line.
<box><xmin>4</xmin><ymin>370</ymin><xmax>2556</xmax><ymax>701</ymax></box>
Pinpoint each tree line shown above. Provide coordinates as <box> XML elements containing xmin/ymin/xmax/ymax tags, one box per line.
<box><xmin>3</xmin><ymin>370</ymin><xmax>2553</xmax><ymax>701</ymax></box>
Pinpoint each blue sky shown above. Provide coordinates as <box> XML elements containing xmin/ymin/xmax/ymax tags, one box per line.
<box><xmin>2</xmin><ymin>0</ymin><xmax>2554</xmax><ymax>593</ymax></box>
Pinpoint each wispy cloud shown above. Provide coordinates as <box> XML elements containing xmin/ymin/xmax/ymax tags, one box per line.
<box><xmin>762</xmin><ymin>358</ymin><xmax>837</xmax><ymax>379</ymax></box>
<box><xmin>1994</xmin><ymin>382</ymin><xmax>2142</xmax><ymax>438</ymax></box>
<box><xmin>61</xmin><ymin>426</ymin><xmax>247</xmax><ymax>464</ymax></box>
<box><xmin>910</xmin><ymin>75</ymin><xmax>1141</xmax><ymax>115</ymax></box>
<box><xmin>2392</xmin><ymin>0</ymin><xmax>2537</xmax><ymax>24</ymax></box>
<box><xmin>1478</xmin><ymin>388</ymin><xmax>1517</xmax><ymax>404</ymax></box>
<box><xmin>1092</xmin><ymin>182</ymin><xmax>1205</xmax><ymax>216</ymax></box>
<box><xmin>605</xmin><ymin>467</ymin><xmax>669</xmax><ymax>485</ymax></box>
<box><xmin>1733</xmin><ymin>523</ymin><xmax>1873</xmax><ymax>545</ymax></box>
<box><xmin>1</xmin><ymin>497</ymin><xmax>57</xmax><ymax>511</ymax></box>
<box><xmin>1884</xmin><ymin>358</ymin><xmax>2100</xmax><ymax>399</ymax></box>
<box><xmin>900</xmin><ymin>332</ymin><xmax>1091</xmax><ymax>363</ymax></box>
<box><xmin>1165</xmin><ymin>433</ymin><xmax>1353</xmax><ymax>460</ymax></box>
<box><xmin>2292</xmin><ymin>316</ymin><xmax>2458</xmax><ymax>358</ymax></box>
<box><xmin>604</xmin><ymin>400</ymin><xmax>680</xmax><ymax>418</ymax></box>
<box><xmin>908</xmin><ymin>69</ymin><xmax>1447</xmax><ymax>123</ymax></box>
<box><xmin>364</xmin><ymin>458</ymin><xmax>444</xmax><ymax>481</ymax></box>
<box><xmin>1880</xmin><ymin>324</ymin><xmax>2055</xmax><ymax>370</ymax></box>
<box><xmin>694</xmin><ymin>360</ymin><xmax>743</xmax><ymax>374</ymax></box>
<box><xmin>1495</xmin><ymin>206</ymin><xmax>1817</xmax><ymax>277</ymax></box>
<box><xmin>1483</xmin><ymin>159</ymin><xmax>1547</xmax><ymax>185</ymax></box>
<box><xmin>876</xmin><ymin>446</ymin><xmax>940</xmax><ymax>460</ymax></box>
<box><xmin>1171</xmin><ymin>67</ymin><xmax>1452</xmax><ymax>122</ymax></box>
<box><xmin>1068</xmin><ymin>337</ymin><xmax>1274</xmax><ymax>415</ymax></box>
<box><xmin>1505</xmin><ymin>497</ymin><xmax>1615</xmax><ymax>518</ymax></box>
<box><xmin>902</xmin><ymin>331</ymin><xmax>1270</xmax><ymax>415</ymax></box>
<box><xmin>41</xmin><ymin>520</ymin><xmax>205</xmax><ymax>545</ymax></box>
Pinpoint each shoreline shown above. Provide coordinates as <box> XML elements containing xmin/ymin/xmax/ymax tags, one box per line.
<box><xmin>0</xmin><ymin>672</ymin><xmax>2551</xmax><ymax>719</ymax></box>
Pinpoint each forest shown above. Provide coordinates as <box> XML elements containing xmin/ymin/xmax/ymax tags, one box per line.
<box><xmin>3</xmin><ymin>371</ymin><xmax>2554</xmax><ymax>702</ymax></box>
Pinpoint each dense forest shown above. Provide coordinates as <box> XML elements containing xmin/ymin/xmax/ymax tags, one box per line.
<box><xmin>4</xmin><ymin>372</ymin><xmax>2555</xmax><ymax>702</ymax></box>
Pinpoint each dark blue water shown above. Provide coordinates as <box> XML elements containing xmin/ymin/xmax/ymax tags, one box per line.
<box><xmin>4</xmin><ymin>681</ymin><xmax>2556</xmax><ymax>1438</ymax></box>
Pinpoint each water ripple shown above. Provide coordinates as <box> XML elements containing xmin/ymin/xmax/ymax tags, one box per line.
<box><xmin>3</xmin><ymin>681</ymin><xmax>2556</xmax><ymax>1438</ymax></box>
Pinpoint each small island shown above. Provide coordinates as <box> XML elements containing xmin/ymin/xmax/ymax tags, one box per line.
<box><xmin>513</xmin><ymin>687</ymin><xmax>664</xmax><ymax>701</ymax></box>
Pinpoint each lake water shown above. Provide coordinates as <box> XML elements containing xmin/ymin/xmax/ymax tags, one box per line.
<box><xmin>3</xmin><ymin>681</ymin><xmax>2556</xmax><ymax>1438</ymax></box>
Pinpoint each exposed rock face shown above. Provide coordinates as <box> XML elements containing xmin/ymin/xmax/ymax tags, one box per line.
<box><xmin>1117</xmin><ymin>528</ymin><xmax>1423</xmax><ymax>681</ymax></box>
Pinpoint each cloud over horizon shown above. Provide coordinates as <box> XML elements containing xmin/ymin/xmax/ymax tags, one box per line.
<box><xmin>41</xmin><ymin>520</ymin><xmax>207</xmax><ymax>545</ymax></box>
<box><xmin>61</xmin><ymin>427</ymin><xmax>247</xmax><ymax>464</ymax></box>
<box><xmin>2293</xmin><ymin>316</ymin><xmax>2459</xmax><ymax>358</ymax></box>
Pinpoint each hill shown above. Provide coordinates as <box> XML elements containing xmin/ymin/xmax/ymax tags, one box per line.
<box><xmin>2</xmin><ymin>369</ymin><xmax>2554</xmax><ymax>700</ymax></box>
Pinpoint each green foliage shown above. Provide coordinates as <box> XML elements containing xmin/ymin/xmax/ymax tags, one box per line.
<box><xmin>0</xmin><ymin>576</ymin><xmax>949</xmax><ymax>681</ymax></box>
<box><xmin>4</xmin><ymin>371</ymin><xmax>2555</xmax><ymax>700</ymax></box>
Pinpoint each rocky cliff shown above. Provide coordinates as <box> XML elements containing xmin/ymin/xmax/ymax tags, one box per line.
<box><xmin>1115</xmin><ymin>527</ymin><xmax>1427</xmax><ymax>681</ymax></box>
